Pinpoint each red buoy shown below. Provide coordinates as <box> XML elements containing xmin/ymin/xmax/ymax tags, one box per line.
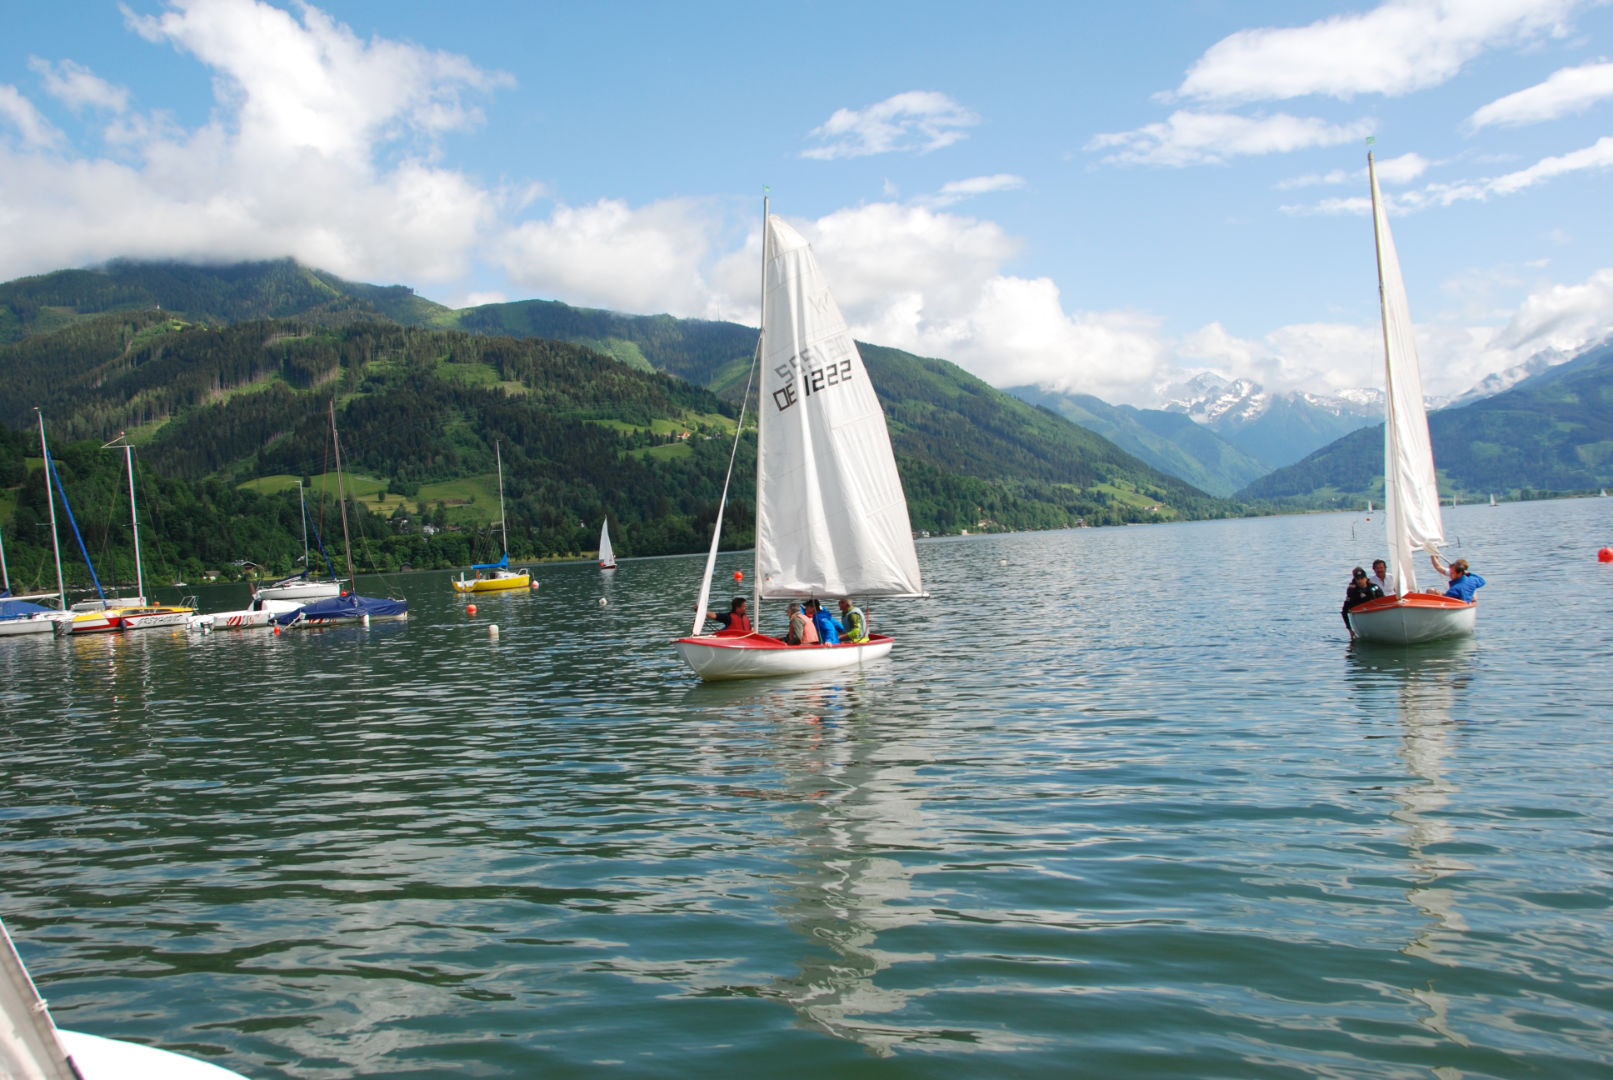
<box><xmin>467</xmin><ymin>603</ymin><xmax>478</xmax><ymax>615</ymax></box>
<box><xmin>1599</xmin><ymin>547</ymin><xmax>1613</xmax><ymax>563</ymax></box>
<box><xmin>733</xmin><ymin>570</ymin><xmax>743</xmax><ymax>581</ymax></box>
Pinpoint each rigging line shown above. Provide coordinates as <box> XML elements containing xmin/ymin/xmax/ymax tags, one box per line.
<box><xmin>690</xmin><ymin>331</ymin><xmax>761</xmax><ymax>637</ymax></box>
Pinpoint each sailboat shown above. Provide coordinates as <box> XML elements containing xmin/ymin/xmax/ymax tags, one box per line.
<box><xmin>452</xmin><ymin>441</ymin><xmax>530</xmax><ymax>593</ymax></box>
<box><xmin>254</xmin><ymin>480</ymin><xmax>342</xmax><ymax>603</ymax></box>
<box><xmin>1346</xmin><ymin>152</ymin><xmax>1476</xmax><ymax>645</ymax></box>
<box><xmin>273</xmin><ymin>402</ymin><xmax>408</xmax><ymax>627</ymax></box>
<box><xmin>598</xmin><ymin>519</ymin><xmax>617</xmax><ymax>571</ymax></box>
<box><xmin>1489</xmin><ymin>493</ymin><xmax>1497</xmax><ymax>507</ymax></box>
<box><xmin>54</xmin><ymin>432</ymin><xmax>192</xmax><ymax>634</ymax></box>
<box><xmin>675</xmin><ymin>204</ymin><xmax>924</xmax><ymax>680</ymax></box>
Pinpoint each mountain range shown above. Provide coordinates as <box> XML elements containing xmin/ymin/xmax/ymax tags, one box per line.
<box><xmin>0</xmin><ymin>260</ymin><xmax>1233</xmax><ymax>589</ymax></box>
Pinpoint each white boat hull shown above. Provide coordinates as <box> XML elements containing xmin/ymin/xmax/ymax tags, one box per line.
<box><xmin>0</xmin><ymin>613</ymin><xmax>71</xmax><ymax>637</ymax></box>
<box><xmin>675</xmin><ymin>632</ymin><xmax>894</xmax><ymax>681</ymax></box>
<box><xmin>1348</xmin><ymin>595</ymin><xmax>1477</xmax><ymax>644</ymax></box>
<box><xmin>57</xmin><ymin>1030</ymin><xmax>249</xmax><ymax>1080</ymax></box>
<box><xmin>253</xmin><ymin>579</ymin><xmax>341</xmax><ymax>603</ymax></box>
<box><xmin>118</xmin><ymin>607</ymin><xmax>193</xmax><ymax>631</ymax></box>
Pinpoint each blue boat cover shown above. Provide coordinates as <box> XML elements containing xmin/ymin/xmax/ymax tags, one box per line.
<box><xmin>0</xmin><ymin>598</ymin><xmax>57</xmax><ymax>620</ymax></box>
<box><xmin>272</xmin><ymin>593</ymin><xmax>408</xmax><ymax>625</ymax></box>
<box><xmin>470</xmin><ymin>553</ymin><xmax>509</xmax><ymax>571</ymax></box>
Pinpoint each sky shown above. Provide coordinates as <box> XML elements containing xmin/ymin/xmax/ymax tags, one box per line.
<box><xmin>3</xmin><ymin>0</ymin><xmax>1613</xmax><ymax>406</ymax></box>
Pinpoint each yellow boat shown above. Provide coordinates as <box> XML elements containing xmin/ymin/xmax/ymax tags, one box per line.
<box><xmin>450</xmin><ymin>442</ymin><xmax>535</xmax><ymax>595</ymax></box>
<box><xmin>452</xmin><ymin>566</ymin><xmax>531</xmax><ymax>593</ymax></box>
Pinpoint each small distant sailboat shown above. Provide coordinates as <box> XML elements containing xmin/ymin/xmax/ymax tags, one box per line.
<box><xmin>452</xmin><ymin>441</ymin><xmax>531</xmax><ymax>593</ymax></box>
<box><xmin>1366</xmin><ymin>498</ymin><xmax>1372</xmax><ymax>522</ymax></box>
<box><xmin>598</xmin><ymin>519</ymin><xmax>617</xmax><ymax>571</ymax></box>
<box><xmin>675</xmin><ymin>202</ymin><xmax>924</xmax><ymax>680</ymax></box>
<box><xmin>1490</xmin><ymin>493</ymin><xmax>1497</xmax><ymax>507</ymax></box>
<box><xmin>274</xmin><ymin>402</ymin><xmax>408</xmax><ymax>627</ymax></box>
<box><xmin>1602</xmin><ymin>488</ymin><xmax>1608</xmax><ymax>498</ymax></box>
<box><xmin>1346</xmin><ymin>151</ymin><xmax>1476</xmax><ymax>645</ymax></box>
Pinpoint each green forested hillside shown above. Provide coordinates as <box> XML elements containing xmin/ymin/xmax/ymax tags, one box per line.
<box><xmin>1238</xmin><ymin>342</ymin><xmax>1613</xmax><ymax>504</ymax></box>
<box><xmin>0</xmin><ymin>259</ymin><xmax>448</xmax><ymax>345</ymax></box>
<box><xmin>0</xmin><ymin>274</ymin><xmax>1237</xmax><ymax>591</ymax></box>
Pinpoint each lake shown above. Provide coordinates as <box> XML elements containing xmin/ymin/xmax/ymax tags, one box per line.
<box><xmin>3</xmin><ymin>497</ymin><xmax>1611</xmax><ymax>1079</ymax></box>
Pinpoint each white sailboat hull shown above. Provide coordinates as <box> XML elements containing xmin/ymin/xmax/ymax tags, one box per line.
<box><xmin>675</xmin><ymin>632</ymin><xmax>894</xmax><ymax>681</ymax></box>
<box><xmin>1348</xmin><ymin>595</ymin><xmax>1477</xmax><ymax>645</ymax></box>
<box><xmin>253</xmin><ymin>579</ymin><xmax>341</xmax><ymax>602</ymax></box>
<box><xmin>57</xmin><ymin>1030</ymin><xmax>250</xmax><ymax>1080</ymax></box>
<box><xmin>0</xmin><ymin>613</ymin><xmax>72</xmax><ymax>637</ymax></box>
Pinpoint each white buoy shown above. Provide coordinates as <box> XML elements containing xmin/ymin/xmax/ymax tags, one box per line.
<box><xmin>999</xmin><ymin>559</ymin><xmax>1007</xmax><ymax>566</ymax></box>
<box><xmin>362</xmin><ymin>613</ymin><xmax>370</xmax><ymax>627</ymax></box>
<box><xmin>598</xmin><ymin>597</ymin><xmax>608</xmax><ymax>606</ymax></box>
<box><xmin>489</xmin><ymin>624</ymin><xmax>499</xmax><ymax>638</ymax></box>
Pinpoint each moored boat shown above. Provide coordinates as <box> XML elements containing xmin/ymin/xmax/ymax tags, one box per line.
<box><xmin>452</xmin><ymin>442</ymin><xmax>532</xmax><ymax>593</ymax></box>
<box><xmin>1347</xmin><ymin>150</ymin><xmax>1475</xmax><ymax>646</ymax></box>
<box><xmin>675</xmin><ymin>203</ymin><xmax>924</xmax><ymax>680</ymax></box>
<box><xmin>277</xmin><ymin>401</ymin><xmax>408</xmax><ymax>627</ymax></box>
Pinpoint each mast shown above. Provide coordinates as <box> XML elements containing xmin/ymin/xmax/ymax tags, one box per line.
<box><xmin>125</xmin><ymin>441</ymin><xmax>144</xmax><ymax>603</ymax></box>
<box><xmin>34</xmin><ymin>409</ymin><xmax>67</xmax><ymax>610</ymax></box>
<box><xmin>496</xmin><ymin>440</ymin><xmax>508</xmax><ymax>559</ymax></box>
<box><xmin>330</xmin><ymin>399</ymin><xmax>356</xmax><ymax>588</ymax></box>
<box><xmin>1366</xmin><ymin>151</ymin><xmax>1401</xmax><ymax>597</ymax></box>
<box><xmin>297</xmin><ymin>478</ymin><xmax>310</xmax><ymax>573</ymax></box>
<box><xmin>752</xmin><ymin>194</ymin><xmax>769</xmax><ymax>620</ymax></box>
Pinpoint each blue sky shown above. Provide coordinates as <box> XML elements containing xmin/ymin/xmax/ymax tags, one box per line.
<box><xmin>3</xmin><ymin>0</ymin><xmax>1612</xmax><ymax>405</ymax></box>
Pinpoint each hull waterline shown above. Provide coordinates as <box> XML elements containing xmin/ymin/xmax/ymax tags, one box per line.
<box><xmin>674</xmin><ymin>632</ymin><xmax>894</xmax><ymax>681</ymax></box>
<box><xmin>1348</xmin><ymin>594</ymin><xmax>1477</xmax><ymax>644</ymax></box>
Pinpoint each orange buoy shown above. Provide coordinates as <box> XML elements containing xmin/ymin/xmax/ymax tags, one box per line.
<box><xmin>733</xmin><ymin>570</ymin><xmax>743</xmax><ymax>581</ymax></box>
<box><xmin>273</xmin><ymin>625</ymin><xmax>281</xmax><ymax>635</ymax></box>
<box><xmin>1599</xmin><ymin>547</ymin><xmax>1613</xmax><ymax>563</ymax></box>
<box><xmin>467</xmin><ymin>603</ymin><xmax>478</xmax><ymax>615</ymax></box>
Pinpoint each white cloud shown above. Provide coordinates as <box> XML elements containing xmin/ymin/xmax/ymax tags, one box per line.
<box><xmin>0</xmin><ymin>85</ymin><xmax>64</xmax><ymax>148</ymax></box>
<box><xmin>1088</xmin><ymin>110</ymin><xmax>1373</xmax><ymax>167</ymax></box>
<box><xmin>1278</xmin><ymin>151</ymin><xmax>1430</xmax><ymax>189</ymax></box>
<box><xmin>919</xmin><ymin>173</ymin><xmax>1025</xmax><ymax>207</ymax></box>
<box><xmin>1468</xmin><ymin>60</ymin><xmax>1613</xmax><ymax>129</ymax></box>
<box><xmin>1174</xmin><ymin>0</ymin><xmax>1579</xmax><ymax>104</ymax></box>
<box><xmin>28</xmin><ymin>58</ymin><xmax>130</xmax><ymax>113</ymax></box>
<box><xmin>0</xmin><ymin>0</ymin><xmax>511</xmax><ymax>285</ymax></box>
<box><xmin>802</xmin><ymin>91</ymin><xmax>977</xmax><ymax>160</ymax></box>
<box><xmin>1287</xmin><ymin>136</ymin><xmax>1613</xmax><ymax>213</ymax></box>
<box><xmin>493</xmin><ymin>197</ymin><xmax>729</xmax><ymax>318</ymax></box>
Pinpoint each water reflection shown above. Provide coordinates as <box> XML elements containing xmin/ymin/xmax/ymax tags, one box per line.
<box><xmin>1348</xmin><ymin>640</ymin><xmax>1478</xmax><ymax>1045</ymax></box>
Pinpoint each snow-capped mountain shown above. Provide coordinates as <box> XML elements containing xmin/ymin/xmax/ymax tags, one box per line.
<box><xmin>1151</xmin><ymin>372</ymin><xmax>1383</xmax><ymax>466</ymax></box>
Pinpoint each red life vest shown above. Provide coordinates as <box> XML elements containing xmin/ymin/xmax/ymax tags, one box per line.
<box><xmin>718</xmin><ymin>611</ymin><xmax>752</xmax><ymax>634</ymax></box>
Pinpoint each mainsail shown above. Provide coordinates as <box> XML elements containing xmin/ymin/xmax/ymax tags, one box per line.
<box><xmin>754</xmin><ymin>217</ymin><xmax>923</xmax><ymax>600</ymax></box>
<box><xmin>1370</xmin><ymin>154</ymin><xmax>1445</xmax><ymax>597</ymax></box>
<box><xmin>599</xmin><ymin>520</ymin><xmax>615</xmax><ymax>566</ymax></box>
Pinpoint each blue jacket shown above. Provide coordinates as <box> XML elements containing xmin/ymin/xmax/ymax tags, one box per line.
<box><xmin>811</xmin><ymin>608</ymin><xmax>839</xmax><ymax>644</ymax></box>
<box><xmin>1444</xmin><ymin>572</ymin><xmax>1485</xmax><ymax>602</ymax></box>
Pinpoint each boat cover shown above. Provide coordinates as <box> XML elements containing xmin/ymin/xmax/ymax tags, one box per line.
<box><xmin>272</xmin><ymin>594</ymin><xmax>407</xmax><ymax>625</ymax></box>
<box><xmin>471</xmin><ymin>554</ymin><xmax>509</xmax><ymax>571</ymax></box>
<box><xmin>1</xmin><ymin>598</ymin><xmax>57</xmax><ymax>620</ymax></box>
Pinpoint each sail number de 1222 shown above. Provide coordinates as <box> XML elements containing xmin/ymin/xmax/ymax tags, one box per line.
<box><xmin>772</xmin><ymin>352</ymin><xmax>853</xmax><ymax>412</ymax></box>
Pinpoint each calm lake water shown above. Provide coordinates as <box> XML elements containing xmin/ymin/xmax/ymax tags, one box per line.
<box><xmin>3</xmin><ymin>497</ymin><xmax>1611</xmax><ymax>1079</ymax></box>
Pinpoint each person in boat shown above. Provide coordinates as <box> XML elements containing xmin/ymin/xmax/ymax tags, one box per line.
<box><xmin>1428</xmin><ymin>554</ymin><xmax>1485</xmax><ymax>602</ymax></box>
<box><xmin>836</xmin><ymin>598</ymin><xmax>869</xmax><ymax>643</ymax></box>
<box><xmin>1368</xmin><ymin>559</ymin><xmax>1394</xmax><ymax>595</ymax></box>
<box><xmin>785</xmin><ymin>602</ymin><xmax>818</xmax><ymax>646</ymax></box>
<box><xmin>1342</xmin><ymin>567</ymin><xmax>1382</xmax><ymax>636</ymax></box>
<box><xmin>706</xmin><ymin>596</ymin><xmax>752</xmax><ymax>634</ymax></box>
<box><xmin>804</xmin><ymin>598</ymin><xmax>839</xmax><ymax>645</ymax></box>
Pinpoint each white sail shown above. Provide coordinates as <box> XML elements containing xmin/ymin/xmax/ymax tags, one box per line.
<box><xmin>1370</xmin><ymin>154</ymin><xmax>1445</xmax><ymax>598</ymax></box>
<box><xmin>599</xmin><ymin>520</ymin><xmax>615</xmax><ymax>566</ymax></box>
<box><xmin>754</xmin><ymin>216</ymin><xmax>923</xmax><ymax>600</ymax></box>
